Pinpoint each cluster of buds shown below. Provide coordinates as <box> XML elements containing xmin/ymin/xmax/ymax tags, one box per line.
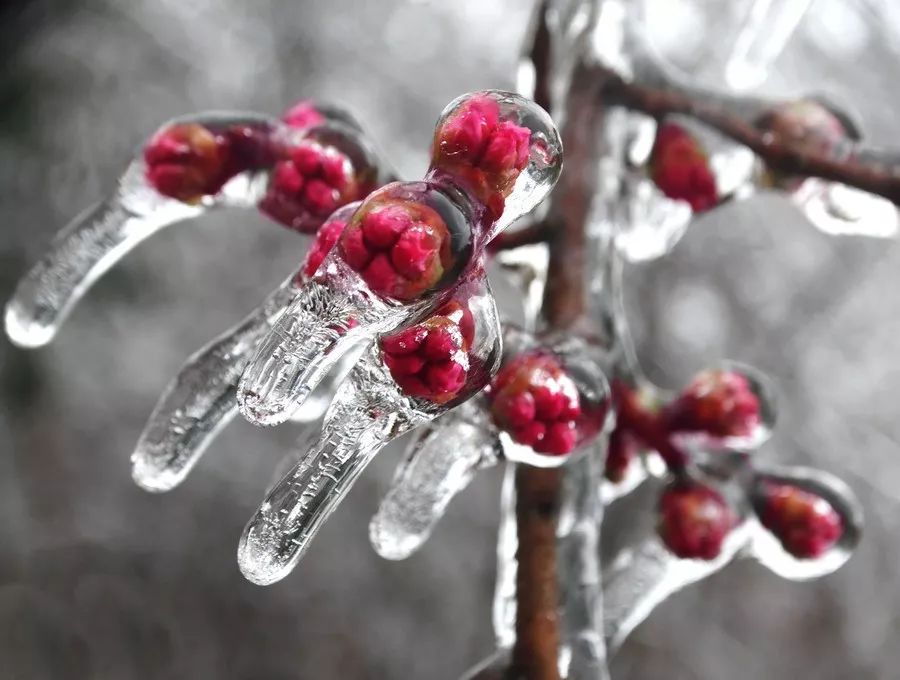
<box><xmin>663</xmin><ymin>369</ymin><xmax>762</xmax><ymax>439</ymax></box>
<box><xmin>339</xmin><ymin>198</ymin><xmax>458</xmax><ymax>300</ymax></box>
<box><xmin>259</xmin><ymin>141</ymin><xmax>358</xmax><ymax>232</ymax></box>
<box><xmin>380</xmin><ymin>300</ymin><xmax>475</xmax><ymax>405</ymax></box>
<box><xmin>488</xmin><ymin>353</ymin><xmax>583</xmax><ymax>455</ymax></box>
<box><xmin>143</xmin><ymin>100</ymin><xmax>376</xmax><ymax>233</ymax></box>
<box><xmin>432</xmin><ymin>94</ymin><xmax>532</xmax><ymax>221</ymax></box>
<box><xmin>143</xmin><ymin>122</ymin><xmax>268</xmax><ymax>204</ymax></box>
<box><xmin>606</xmin><ymin>367</ymin><xmax>763</xmax><ymax>483</ymax></box>
<box><xmin>757</xmin><ymin>481</ymin><xmax>845</xmax><ymax>559</ymax></box>
<box><xmin>606</xmin><ymin>367</ymin><xmax>848</xmax><ymax>562</ymax></box>
<box><xmin>648</xmin><ymin>122</ymin><xmax>719</xmax><ymax>213</ymax></box>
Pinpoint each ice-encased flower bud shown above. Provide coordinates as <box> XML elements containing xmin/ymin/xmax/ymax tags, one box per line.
<box><xmin>657</xmin><ymin>480</ymin><xmax>735</xmax><ymax>560</ymax></box>
<box><xmin>259</xmin><ymin>124</ymin><xmax>378</xmax><ymax>234</ymax></box>
<box><xmin>665</xmin><ymin>368</ymin><xmax>762</xmax><ymax>440</ymax></box>
<box><xmin>379</xmin><ymin>299</ymin><xmax>475</xmax><ymax>404</ymax></box>
<box><xmin>758</xmin><ymin>482</ymin><xmax>844</xmax><ymax>559</ymax></box>
<box><xmin>429</xmin><ymin>90</ymin><xmax>562</xmax><ymax>242</ymax></box>
<box><xmin>486</xmin><ymin>347</ymin><xmax>609</xmax><ymax>465</ymax></box>
<box><xmin>648</xmin><ymin>122</ymin><xmax>718</xmax><ymax>213</ymax></box>
<box><xmin>337</xmin><ymin>187</ymin><xmax>476</xmax><ymax>301</ymax></box>
<box><xmin>236</xmin><ymin>92</ymin><xmax>561</xmax><ymax>426</ymax></box>
<box><xmin>144</xmin><ymin>123</ymin><xmax>234</xmax><ymax>203</ymax></box>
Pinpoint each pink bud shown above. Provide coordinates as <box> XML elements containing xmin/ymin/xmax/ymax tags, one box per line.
<box><xmin>538</xmin><ymin>422</ymin><xmax>577</xmax><ymax>456</ymax></box>
<box><xmin>282</xmin><ymin>100</ymin><xmax>326</xmax><ymax>129</ymax></box>
<box><xmin>381</xmin><ymin>325</ymin><xmax>429</xmax><ymax>355</ymax></box>
<box><xmin>390</xmin><ymin>225</ymin><xmax>441</xmax><ymax>280</ymax></box>
<box><xmin>759</xmin><ymin>483</ymin><xmax>843</xmax><ymax>559</ymax></box>
<box><xmin>657</xmin><ymin>482</ymin><xmax>734</xmax><ymax>560</ymax></box>
<box><xmin>362</xmin><ymin>205</ymin><xmax>412</xmax><ymax>248</ymax></box>
<box><xmin>421</xmin><ymin>326</ymin><xmax>461</xmax><ymax>361</ymax></box>
<box><xmin>301</xmin><ymin>218</ymin><xmax>346</xmax><ymax>278</ymax></box>
<box><xmin>481</xmin><ymin>121</ymin><xmax>532</xmax><ymax>174</ymax></box>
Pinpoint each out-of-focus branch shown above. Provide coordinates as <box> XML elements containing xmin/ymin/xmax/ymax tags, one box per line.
<box><xmin>596</xmin><ymin>64</ymin><xmax>900</xmax><ymax>206</ymax></box>
<box><xmin>489</xmin><ymin>221</ymin><xmax>550</xmax><ymax>252</ymax></box>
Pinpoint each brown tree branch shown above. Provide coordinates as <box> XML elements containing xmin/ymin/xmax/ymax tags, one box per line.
<box><xmin>596</xmin><ymin>65</ymin><xmax>900</xmax><ymax>206</ymax></box>
<box><xmin>508</xmin><ymin>58</ymin><xmax>609</xmax><ymax>680</ymax></box>
<box><xmin>489</xmin><ymin>221</ymin><xmax>550</xmax><ymax>252</ymax></box>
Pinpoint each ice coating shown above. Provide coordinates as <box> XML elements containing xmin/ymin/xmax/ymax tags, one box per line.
<box><xmin>601</xmin><ymin>460</ymin><xmax>862</xmax><ymax>651</ymax></box>
<box><xmin>238</xmin><ymin>273</ymin><xmax>502</xmax><ymax>584</ymax></box>
<box><xmin>430</xmin><ymin>90</ymin><xmax>563</xmax><ymax>243</ymax></box>
<box><xmin>749</xmin><ymin>464</ymin><xmax>862</xmax><ymax>579</ymax></box>
<box><xmin>369</xmin><ymin>399</ymin><xmax>498</xmax><ymax>560</ymax></box>
<box><xmin>131</xmin><ymin>205</ymin><xmax>359</xmax><ymax>492</ymax></box>
<box><xmin>480</xmin><ymin>446</ymin><xmax>611</xmax><ymax>679</ymax></box>
<box><xmin>5</xmin><ymin>107</ymin><xmax>381</xmax><ymax>349</ymax></box>
<box><xmin>132</xmin><ymin>277</ymin><xmax>300</xmax><ymax>492</ymax></box>
<box><xmin>664</xmin><ymin>362</ymin><xmax>777</xmax><ymax>454</ymax></box>
<box><xmin>237</xmin><ymin>91</ymin><xmax>562</xmax><ymax>427</ymax></box>
<box><xmin>487</xmin><ymin>343</ymin><xmax>611</xmax><ymax>469</ymax></box>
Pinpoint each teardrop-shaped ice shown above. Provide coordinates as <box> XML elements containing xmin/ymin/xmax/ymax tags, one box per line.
<box><xmin>429</xmin><ymin>90</ymin><xmax>563</xmax><ymax>244</ymax></box>
<box><xmin>487</xmin><ymin>340</ymin><xmax>612</xmax><ymax>469</ymax></box>
<box><xmin>749</xmin><ymin>464</ymin><xmax>863</xmax><ymax>580</ymax></box>
<box><xmin>601</xmin><ymin>474</ymin><xmax>753</xmax><ymax>652</ymax></box>
<box><xmin>664</xmin><ymin>361</ymin><xmax>777</xmax><ymax>454</ymax></box>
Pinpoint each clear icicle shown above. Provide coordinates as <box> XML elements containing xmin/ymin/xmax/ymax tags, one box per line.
<box><xmin>724</xmin><ymin>0</ymin><xmax>815</xmax><ymax>92</ymax></box>
<box><xmin>236</xmin><ymin>263</ymin><xmax>417</xmax><ymax>426</ymax></box>
<box><xmin>5</xmin><ymin>172</ymin><xmax>204</xmax><ymax>348</ymax></box>
<box><xmin>5</xmin><ymin>113</ymin><xmax>279</xmax><ymax>349</ymax></box>
<box><xmin>133</xmin><ymin>203</ymin><xmax>363</xmax><ymax>491</ymax></box>
<box><xmin>602</xmin><ymin>516</ymin><xmax>752</xmax><ymax>654</ymax></box>
<box><xmin>239</xmin><ymin>357</ymin><xmax>424</xmax><ymax>585</ymax></box>
<box><xmin>369</xmin><ymin>399</ymin><xmax>499</xmax><ymax>560</ymax></box>
<box><xmin>240</xmin><ymin>272</ymin><xmax>503</xmax><ymax>583</ymax></box>
<box><xmin>132</xmin><ymin>276</ymin><xmax>300</xmax><ymax>492</ymax></box>
<box><xmin>470</xmin><ymin>444</ymin><xmax>611</xmax><ymax>679</ymax></box>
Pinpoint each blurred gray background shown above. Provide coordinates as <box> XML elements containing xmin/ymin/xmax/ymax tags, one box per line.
<box><xmin>1</xmin><ymin>0</ymin><xmax>899</xmax><ymax>678</ymax></box>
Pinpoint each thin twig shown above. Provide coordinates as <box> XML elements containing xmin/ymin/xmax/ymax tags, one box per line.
<box><xmin>597</xmin><ymin>65</ymin><xmax>900</xmax><ymax>205</ymax></box>
<box><xmin>509</xmin><ymin>56</ymin><xmax>608</xmax><ymax>679</ymax></box>
<box><xmin>489</xmin><ymin>221</ymin><xmax>550</xmax><ymax>252</ymax></box>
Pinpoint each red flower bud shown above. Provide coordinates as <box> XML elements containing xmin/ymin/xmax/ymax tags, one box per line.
<box><xmin>665</xmin><ymin>369</ymin><xmax>761</xmax><ymax>439</ymax></box>
<box><xmin>488</xmin><ymin>353</ymin><xmax>584</xmax><ymax>456</ymax></box>
<box><xmin>144</xmin><ymin>123</ymin><xmax>231</xmax><ymax>203</ymax></box>
<box><xmin>433</xmin><ymin>95</ymin><xmax>532</xmax><ymax>221</ymax></box>
<box><xmin>649</xmin><ymin>122</ymin><xmax>718</xmax><ymax>213</ymax></box>
<box><xmin>658</xmin><ymin>481</ymin><xmax>734</xmax><ymax>560</ymax></box>
<box><xmin>300</xmin><ymin>218</ymin><xmax>347</xmax><ymax>280</ymax></box>
<box><xmin>259</xmin><ymin>140</ymin><xmax>356</xmax><ymax>234</ymax></box>
<box><xmin>380</xmin><ymin>311</ymin><xmax>470</xmax><ymax>404</ymax></box>
<box><xmin>438</xmin><ymin>96</ymin><xmax>500</xmax><ymax>163</ymax></box>
<box><xmin>281</xmin><ymin>100</ymin><xmax>326</xmax><ymax>130</ymax></box>
<box><xmin>759</xmin><ymin>482</ymin><xmax>843</xmax><ymax>559</ymax></box>
<box><xmin>338</xmin><ymin>200</ymin><xmax>453</xmax><ymax>301</ymax></box>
